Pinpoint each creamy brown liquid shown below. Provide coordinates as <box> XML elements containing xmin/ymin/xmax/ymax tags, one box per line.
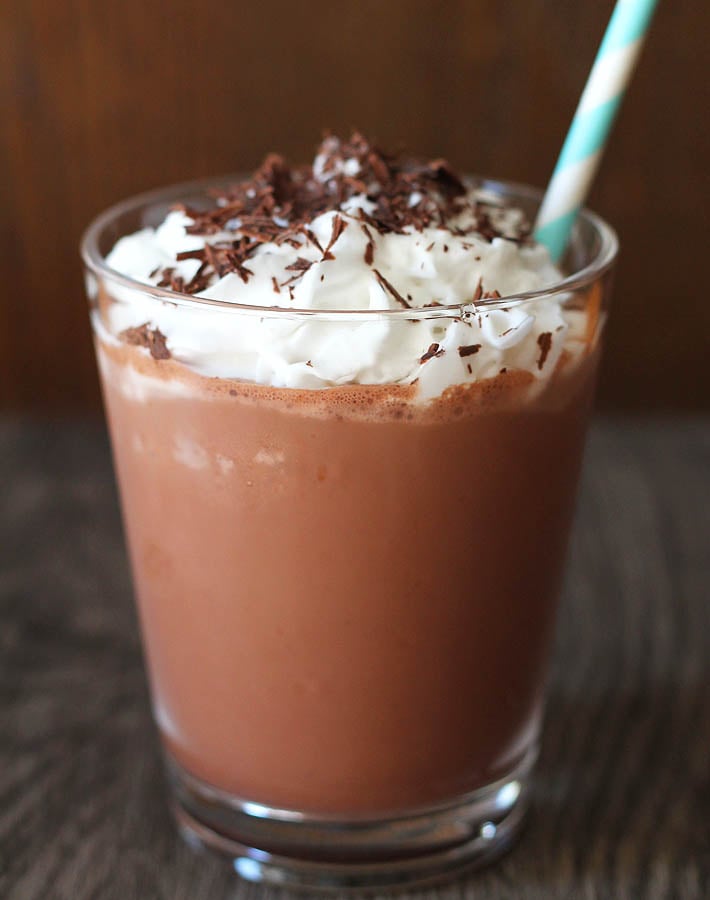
<box><xmin>98</xmin><ymin>337</ymin><xmax>598</xmax><ymax>816</ymax></box>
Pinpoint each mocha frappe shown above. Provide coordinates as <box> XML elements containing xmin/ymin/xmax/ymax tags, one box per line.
<box><xmin>85</xmin><ymin>132</ymin><xmax>614</xmax><ymax>882</ymax></box>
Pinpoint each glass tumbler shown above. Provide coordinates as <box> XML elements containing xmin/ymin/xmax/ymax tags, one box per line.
<box><xmin>82</xmin><ymin>177</ymin><xmax>617</xmax><ymax>891</ymax></box>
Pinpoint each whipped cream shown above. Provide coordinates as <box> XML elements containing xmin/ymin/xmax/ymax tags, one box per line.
<box><xmin>99</xmin><ymin>141</ymin><xmax>585</xmax><ymax>399</ymax></box>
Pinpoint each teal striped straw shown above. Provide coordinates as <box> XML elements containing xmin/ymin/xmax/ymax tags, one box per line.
<box><xmin>534</xmin><ymin>0</ymin><xmax>660</xmax><ymax>262</ymax></box>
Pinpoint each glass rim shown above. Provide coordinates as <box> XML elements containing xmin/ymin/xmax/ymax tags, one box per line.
<box><xmin>81</xmin><ymin>173</ymin><xmax>619</xmax><ymax>321</ymax></box>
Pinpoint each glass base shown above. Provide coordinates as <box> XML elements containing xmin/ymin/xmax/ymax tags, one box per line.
<box><xmin>168</xmin><ymin>750</ymin><xmax>535</xmax><ymax>891</ymax></box>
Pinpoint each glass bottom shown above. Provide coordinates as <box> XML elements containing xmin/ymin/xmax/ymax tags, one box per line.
<box><xmin>167</xmin><ymin>749</ymin><xmax>535</xmax><ymax>891</ymax></box>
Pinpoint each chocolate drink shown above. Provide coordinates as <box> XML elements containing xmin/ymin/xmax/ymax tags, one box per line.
<box><xmin>85</xmin><ymin>132</ymin><xmax>615</xmax><ymax>885</ymax></box>
<box><xmin>97</xmin><ymin>341</ymin><xmax>597</xmax><ymax>815</ymax></box>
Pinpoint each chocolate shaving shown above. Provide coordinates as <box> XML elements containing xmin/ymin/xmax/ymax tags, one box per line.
<box><xmin>420</xmin><ymin>342</ymin><xmax>445</xmax><ymax>363</ymax></box>
<box><xmin>427</xmin><ymin>158</ymin><xmax>466</xmax><ymax>197</ymax></box>
<box><xmin>175</xmin><ymin>241</ymin><xmax>254</xmax><ymax>285</ymax></box>
<box><xmin>368</xmin><ymin>150</ymin><xmax>391</xmax><ymax>184</ymax></box>
<box><xmin>183</xmin><ymin>261</ymin><xmax>211</xmax><ymax>294</ymax></box>
<box><xmin>120</xmin><ymin>324</ymin><xmax>171</xmax><ymax>360</ymax></box>
<box><xmin>323</xmin><ymin>214</ymin><xmax>348</xmax><ymax>260</ymax></box>
<box><xmin>285</xmin><ymin>257</ymin><xmax>313</xmax><ymax>273</ymax></box>
<box><xmin>156</xmin><ymin>268</ymin><xmax>185</xmax><ymax>293</ymax></box>
<box><xmin>361</xmin><ymin>224</ymin><xmax>375</xmax><ymax>265</ymax></box>
<box><xmin>474</xmin><ymin>209</ymin><xmax>500</xmax><ymax>242</ymax></box>
<box><xmin>303</xmin><ymin>228</ymin><xmax>326</xmax><ymax>254</ymax></box>
<box><xmin>281</xmin><ymin>256</ymin><xmax>314</xmax><ymax>287</ymax></box>
<box><xmin>373</xmin><ymin>269</ymin><xmax>411</xmax><ymax>308</ymax></box>
<box><xmin>471</xmin><ymin>278</ymin><xmax>502</xmax><ymax>303</ymax></box>
<box><xmin>537</xmin><ymin>332</ymin><xmax>552</xmax><ymax>370</ymax></box>
<box><xmin>234</xmin><ymin>264</ymin><xmax>253</xmax><ymax>284</ymax></box>
<box><xmin>458</xmin><ymin>344</ymin><xmax>481</xmax><ymax>357</ymax></box>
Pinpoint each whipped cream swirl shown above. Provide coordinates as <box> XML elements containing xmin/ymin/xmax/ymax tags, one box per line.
<box><xmin>99</xmin><ymin>135</ymin><xmax>584</xmax><ymax>398</ymax></box>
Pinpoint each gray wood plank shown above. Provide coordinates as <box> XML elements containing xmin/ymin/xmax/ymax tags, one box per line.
<box><xmin>1</xmin><ymin>418</ymin><xmax>708</xmax><ymax>900</ymax></box>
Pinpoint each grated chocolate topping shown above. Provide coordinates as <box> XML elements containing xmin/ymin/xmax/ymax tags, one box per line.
<box><xmin>537</xmin><ymin>332</ymin><xmax>553</xmax><ymax>370</ymax></box>
<box><xmin>471</xmin><ymin>278</ymin><xmax>503</xmax><ymax>303</ymax></box>
<box><xmin>154</xmin><ymin>132</ymin><xmax>530</xmax><ymax>293</ymax></box>
<box><xmin>420</xmin><ymin>342</ymin><xmax>445</xmax><ymax>363</ymax></box>
<box><xmin>373</xmin><ymin>268</ymin><xmax>411</xmax><ymax>309</ymax></box>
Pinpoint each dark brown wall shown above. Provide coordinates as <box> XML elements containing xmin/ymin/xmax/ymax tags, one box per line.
<box><xmin>2</xmin><ymin>0</ymin><xmax>708</xmax><ymax>412</ymax></box>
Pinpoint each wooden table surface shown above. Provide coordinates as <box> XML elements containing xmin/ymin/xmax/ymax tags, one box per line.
<box><xmin>1</xmin><ymin>418</ymin><xmax>708</xmax><ymax>900</ymax></box>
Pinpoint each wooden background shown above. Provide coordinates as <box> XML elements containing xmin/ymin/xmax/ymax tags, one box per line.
<box><xmin>2</xmin><ymin>0</ymin><xmax>708</xmax><ymax>413</ymax></box>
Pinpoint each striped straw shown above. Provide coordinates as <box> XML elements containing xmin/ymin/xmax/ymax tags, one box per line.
<box><xmin>534</xmin><ymin>0</ymin><xmax>659</xmax><ymax>262</ymax></box>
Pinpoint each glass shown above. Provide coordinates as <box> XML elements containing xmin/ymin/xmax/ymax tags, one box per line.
<box><xmin>81</xmin><ymin>176</ymin><xmax>617</xmax><ymax>891</ymax></box>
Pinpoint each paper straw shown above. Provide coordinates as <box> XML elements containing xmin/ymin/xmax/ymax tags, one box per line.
<box><xmin>534</xmin><ymin>0</ymin><xmax>660</xmax><ymax>261</ymax></box>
